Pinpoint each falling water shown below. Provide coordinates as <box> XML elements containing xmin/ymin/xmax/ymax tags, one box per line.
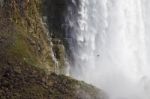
<box><xmin>66</xmin><ymin>0</ymin><xmax>150</xmax><ymax>99</ymax></box>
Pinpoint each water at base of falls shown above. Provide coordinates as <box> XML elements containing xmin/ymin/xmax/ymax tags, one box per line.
<box><xmin>66</xmin><ymin>0</ymin><xmax>150</xmax><ymax>99</ymax></box>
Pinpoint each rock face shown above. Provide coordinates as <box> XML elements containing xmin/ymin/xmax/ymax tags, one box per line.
<box><xmin>0</xmin><ymin>0</ymin><xmax>57</xmax><ymax>73</ymax></box>
<box><xmin>0</xmin><ymin>0</ymin><xmax>106</xmax><ymax>99</ymax></box>
<box><xmin>0</xmin><ymin>63</ymin><xmax>105</xmax><ymax>99</ymax></box>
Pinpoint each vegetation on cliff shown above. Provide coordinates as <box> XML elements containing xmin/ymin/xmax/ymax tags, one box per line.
<box><xmin>0</xmin><ymin>0</ymin><xmax>105</xmax><ymax>99</ymax></box>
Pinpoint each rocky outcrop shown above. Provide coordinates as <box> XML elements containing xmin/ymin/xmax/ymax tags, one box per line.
<box><xmin>0</xmin><ymin>0</ymin><xmax>58</xmax><ymax>73</ymax></box>
<box><xmin>0</xmin><ymin>0</ymin><xmax>106</xmax><ymax>99</ymax></box>
<box><xmin>0</xmin><ymin>62</ymin><xmax>105</xmax><ymax>99</ymax></box>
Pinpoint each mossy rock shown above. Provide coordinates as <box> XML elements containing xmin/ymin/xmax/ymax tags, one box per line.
<box><xmin>0</xmin><ymin>0</ymin><xmax>58</xmax><ymax>73</ymax></box>
<box><xmin>0</xmin><ymin>0</ymin><xmax>107</xmax><ymax>99</ymax></box>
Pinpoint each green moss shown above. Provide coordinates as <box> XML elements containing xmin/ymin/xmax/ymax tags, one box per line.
<box><xmin>1</xmin><ymin>0</ymin><xmax>59</xmax><ymax>72</ymax></box>
<box><xmin>10</xmin><ymin>35</ymin><xmax>30</xmax><ymax>58</ymax></box>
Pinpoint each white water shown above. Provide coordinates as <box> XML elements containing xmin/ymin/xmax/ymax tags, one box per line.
<box><xmin>68</xmin><ymin>0</ymin><xmax>150</xmax><ymax>99</ymax></box>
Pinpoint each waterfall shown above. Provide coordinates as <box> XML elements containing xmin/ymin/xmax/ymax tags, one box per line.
<box><xmin>66</xmin><ymin>0</ymin><xmax>150</xmax><ymax>99</ymax></box>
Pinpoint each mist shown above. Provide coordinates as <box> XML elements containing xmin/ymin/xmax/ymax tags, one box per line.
<box><xmin>66</xmin><ymin>0</ymin><xmax>150</xmax><ymax>99</ymax></box>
